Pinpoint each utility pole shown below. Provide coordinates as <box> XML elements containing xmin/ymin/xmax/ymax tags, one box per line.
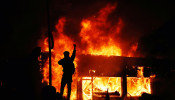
<box><xmin>46</xmin><ymin>0</ymin><xmax>52</xmax><ymax>86</ymax></box>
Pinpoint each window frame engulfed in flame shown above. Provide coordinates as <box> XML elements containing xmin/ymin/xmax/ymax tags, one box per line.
<box><xmin>78</xmin><ymin>66</ymin><xmax>152</xmax><ymax>100</ymax></box>
<box><xmin>81</xmin><ymin>77</ymin><xmax>122</xmax><ymax>100</ymax></box>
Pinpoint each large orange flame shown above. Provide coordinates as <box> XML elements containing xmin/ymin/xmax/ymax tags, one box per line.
<box><xmin>40</xmin><ymin>3</ymin><xmax>151</xmax><ymax>100</ymax></box>
<box><xmin>41</xmin><ymin>17</ymin><xmax>78</xmax><ymax>99</ymax></box>
<box><xmin>82</xmin><ymin>77</ymin><xmax>121</xmax><ymax>100</ymax></box>
<box><xmin>127</xmin><ymin>67</ymin><xmax>151</xmax><ymax>96</ymax></box>
<box><xmin>82</xmin><ymin>67</ymin><xmax>151</xmax><ymax>100</ymax></box>
<box><xmin>79</xmin><ymin>3</ymin><xmax>123</xmax><ymax>56</ymax></box>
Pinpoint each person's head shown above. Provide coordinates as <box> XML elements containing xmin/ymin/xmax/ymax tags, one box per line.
<box><xmin>63</xmin><ymin>51</ymin><xmax>70</xmax><ymax>58</ymax></box>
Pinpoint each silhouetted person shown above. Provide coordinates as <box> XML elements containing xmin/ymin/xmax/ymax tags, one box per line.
<box><xmin>29</xmin><ymin>47</ymin><xmax>43</xmax><ymax>100</ymax></box>
<box><xmin>42</xmin><ymin>85</ymin><xmax>56</xmax><ymax>100</ymax></box>
<box><xmin>58</xmin><ymin>44</ymin><xmax>76</xmax><ymax>100</ymax></box>
<box><xmin>56</xmin><ymin>92</ymin><xmax>62</xmax><ymax>100</ymax></box>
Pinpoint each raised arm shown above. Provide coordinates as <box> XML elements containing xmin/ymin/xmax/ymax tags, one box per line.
<box><xmin>71</xmin><ymin>44</ymin><xmax>76</xmax><ymax>61</ymax></box>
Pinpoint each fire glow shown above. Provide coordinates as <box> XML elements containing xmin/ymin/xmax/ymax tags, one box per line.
<box><xmin>81</xmin><ymin>67</ymin><xmax>151</xmax><ymax>100</ymax></box>
<box><xmin>40</xmin><ymin>3</ymin><xmax>151</xmax><ymax>100</ymax></box>
<box><xmin>82</xmin><ymin>77</ymin><xmax>122</xmax><ymax>100</ymax></box>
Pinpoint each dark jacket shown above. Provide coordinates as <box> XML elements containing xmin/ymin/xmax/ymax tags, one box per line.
<box><xmin>58</xmin><ymin>49</ymin><xmax>76</xmax><ymax>75</ymax></box>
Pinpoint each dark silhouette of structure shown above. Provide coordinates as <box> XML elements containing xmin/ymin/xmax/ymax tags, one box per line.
<box><xmin>0</xmin><ymin>47</ymin><xmax>44</xmax><ymax>100</ymax></box>
<box><xmin>42</xmin><ymin>85</ymin><xmax>56</xmax><ymax>100</ymax></box>
<box><xmin>139</xmin><ymin>92</ymin><xmax>158</xmax><ymax>100</ymax></box>
<box><xmin>29</xmin><ymin>47</ymin><xmax>43</xmax><ymax>100</ymax></box>
<box><xmin>105</xmin><ymin>89</ymin><xmax>110</xmax><ymax>100</ymax></box>
<box><xmin>58</xmin><ymin>44</ymin><xmax>76</xmax><ymax>100</ymax></box>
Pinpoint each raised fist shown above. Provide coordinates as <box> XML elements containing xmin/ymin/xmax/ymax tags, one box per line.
<box><xmin>73</xmin><ymin>44</ymin><xmax>76</xmax><ymax>48</ymax></box>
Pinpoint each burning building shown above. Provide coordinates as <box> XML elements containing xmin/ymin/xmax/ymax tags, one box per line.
<box><xmin>76</xmin><ymin>55</ymin><xmax>152</xmax><ymax>100</ymax></box>
<box><xmin>38</xmin><ymin>2</ymin><xmax>174</xmax><ymax>100</ymax></box>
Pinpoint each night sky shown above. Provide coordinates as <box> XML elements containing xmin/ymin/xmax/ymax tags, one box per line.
<box><xmin>0</xmin><ymin>0</ymin><xmax>175</xmax><ymax>60</ymax></box>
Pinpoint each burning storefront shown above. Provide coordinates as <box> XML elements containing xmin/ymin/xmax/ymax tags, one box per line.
<box><xmin>38</xmin><ymin>2</ymin><xmax>174</xmax><ymax>100</ymax></box>
<box><xmin>76</xmin><ymin>55</ymin><xmax>152</xmax><ymax>100</ymax></box>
